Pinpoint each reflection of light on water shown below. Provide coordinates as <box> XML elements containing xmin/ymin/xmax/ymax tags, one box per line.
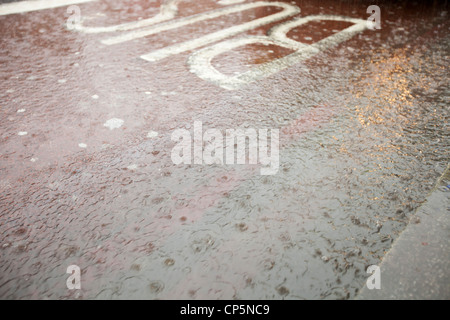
<box><xmin>335</xmin><ymin>47</ymin><xmax>436</xmax><ymax>210</ymax></box>
<box><xmin>348</xmin><ymin>47</ymin><xmax>428</xmax><ymax>172</ymax></box>
<box><xmin>340</xmin><ymin>41</ymin><xmax>447</xmax><ymax>212</ymax></box>
<box><xmin>353</xmin><ymin>48</ymin><xmax>416</xmax><ymax>131</ymax></box>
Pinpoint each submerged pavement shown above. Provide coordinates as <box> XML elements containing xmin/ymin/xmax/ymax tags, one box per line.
<box><xmin>0</xmin><ymin>0</ymin><xmax>449</xmax><ymax>299</ymax></box>
<box><xmin>357</xmin><ymin>164</ymin><xmax>450</xmax><ymax>300</ymax></box>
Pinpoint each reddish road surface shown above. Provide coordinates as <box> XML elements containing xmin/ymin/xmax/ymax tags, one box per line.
<box><xmin>0</xmin><ymin>0</ymin><xmax>449</xmax><ymax>299</ymax></box>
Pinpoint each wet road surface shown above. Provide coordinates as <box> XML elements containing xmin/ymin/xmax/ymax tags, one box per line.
<box><xmin>0</xmin><ymin>0</ymin><xmax>449</xmax><ymax>299</ymax></box>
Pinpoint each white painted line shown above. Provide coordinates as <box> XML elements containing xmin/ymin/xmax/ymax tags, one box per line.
<box><xmin>188</xmin><ymin>15</ymin><xmax>368</xmax><ymax>90</ymax></box>
<box><xmin>74</xmin><ymin>0</ymin><xmax>248</xmax><ymax>35</ymax></box>
<box><xmin>103</xmin><ymin>2</ymin><xmax>299</xmax><ymax>49</ymax></box>
<box><xmin>74</xmin><ymin>0</ymin><xmax>180</xmax><ymax>33</ymax></box>
<box><xmin>218</xmin><ymin>0</ymin><xmax>247</xmax><ymax>5</ymax></box>
<box><xmin>138</xmin><ymin>2</ymin><xmax>300</xmax><ymax>62</ymax></box>
<box><xmin>0</xmin><ymin>0</ymin><xmax>96</xmax><ymax>16</ymax></box>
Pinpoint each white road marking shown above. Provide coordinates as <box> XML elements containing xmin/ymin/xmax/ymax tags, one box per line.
<box><xmin>188</xmin><ymin>15</ymin><xmax>368</xmax><ymax>90</ymax></box>
<box><xmin>103</xmin><ymin>1</ymin><xmax>299</xmax><ymax>52</ymax></box>
<box><xmin>139</xmin><ymin>2</ymin><xmax>300</xmax><ymax>62</ymax></box>
<box><xmin>0</xmin><ymin>0</ymin><xmax>96</xmax><ymax>16</ymax></box>
<box><xmin>73</xmin><ymin>0</ymin><xmax>181</xmax><ymax>33</ymax></box>
<box><xmin>61</xmin><ymin>2</ymin><xmax>367</xmax><ymax>91</ymax></box>
<box><xmin>218</xmin><ymin>0</ymin><xmax>247</xmax><ymax>5</ymax></box>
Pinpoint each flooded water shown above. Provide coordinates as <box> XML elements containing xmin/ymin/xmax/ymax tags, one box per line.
<box><xmin>0</xmin><ymin>0</ymin><xmax>449</xmax><ymax>299</ymax></box>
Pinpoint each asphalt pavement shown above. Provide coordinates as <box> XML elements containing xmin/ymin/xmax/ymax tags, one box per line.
<box><xmin>0</xmin><ymin>0</ymin><xmax>449</xmax><ymax>300</ymax></box>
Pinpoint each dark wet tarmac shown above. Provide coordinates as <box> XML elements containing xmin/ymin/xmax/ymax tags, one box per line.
<box><xmin>0</xmin><ymin>0</ymin><xmax>449</xmax><ymax>299</ymax></box>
